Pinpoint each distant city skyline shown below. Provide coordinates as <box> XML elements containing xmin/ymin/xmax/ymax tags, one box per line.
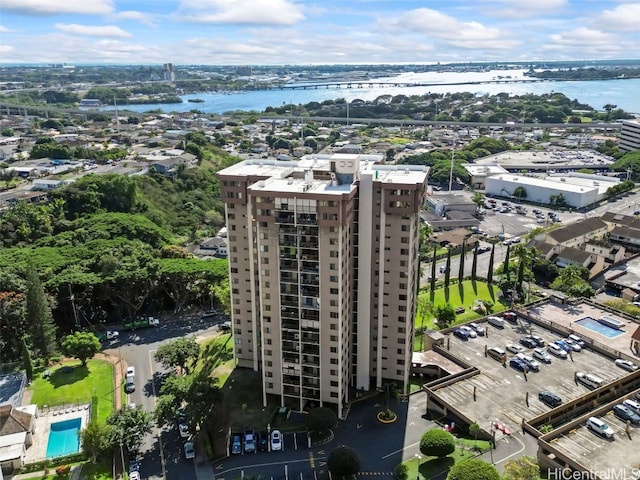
<box><xmin>1</xmin><ymin>0</ymin><xmax>639</xmax><ymax>65</ymax></box>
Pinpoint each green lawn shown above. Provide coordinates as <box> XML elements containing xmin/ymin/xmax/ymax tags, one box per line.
<box><xmin>29</xmin><ymin>359</ymin><xmax>114</xmax><ymax>423</ymax></box>
<box><xmin>416</xmin><ymin>280</ymin><xmax>511</xmax><ymax>331</ymax></box>
<box><xmin>405</xmin><ymin>439</ymin><xmax>492</xmax><ymax>479</ymax></box>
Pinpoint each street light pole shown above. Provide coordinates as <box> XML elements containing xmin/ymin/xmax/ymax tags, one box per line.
<box><xmin>415</xmin><ymin>453</ymin><xmax>422</xmax><ymax>479</ymax></box>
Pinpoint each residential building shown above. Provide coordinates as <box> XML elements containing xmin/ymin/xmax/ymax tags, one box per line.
<box><xmin>218</xmin><ymin>154</ymin><xmax>428</xmax><ymax>416</ymax></box>
<box><xmin>619</xmin><ymin>120</ymin><xmax>640</xmax><ymax>153</ymax></box>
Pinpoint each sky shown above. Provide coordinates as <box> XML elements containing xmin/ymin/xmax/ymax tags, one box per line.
<box><xmin>0</xmin><ymin>0</ymin><xmax>639</xmax><ymax>65</ymax></box>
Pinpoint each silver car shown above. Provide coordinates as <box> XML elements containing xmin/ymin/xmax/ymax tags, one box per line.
<box><xmin>533</xmin><ymin>348</ymin><xmax>552</xmax><ymax>363</ymax></box>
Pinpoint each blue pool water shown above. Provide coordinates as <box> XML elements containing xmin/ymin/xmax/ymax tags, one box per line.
<box><xmin>46</xmin><ymin>418</ymin><xmax>81</xmax><ymax>458</ymax></box>
<box><xmin>575</xmin><ymin>316</ymin><xmax>625</xmax><ymax>339</ymax></box>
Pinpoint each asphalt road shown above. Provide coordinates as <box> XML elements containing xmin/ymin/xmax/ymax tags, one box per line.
<box><xmin>105</xmin><ymin>314</ymin><xmax>225</xmax><ymax>480</ymax></box>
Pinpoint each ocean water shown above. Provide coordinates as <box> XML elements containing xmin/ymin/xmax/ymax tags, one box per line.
<box><xmin>110</xmin><ymin>69</ymin><xmax>640</xmax><ymax>116</ymax></box>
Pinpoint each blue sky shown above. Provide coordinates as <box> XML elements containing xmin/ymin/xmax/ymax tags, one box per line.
<box><xmin>1</xmin><ymin>0</ymin><xmax>638</xmax><ymax>65</ymax></box>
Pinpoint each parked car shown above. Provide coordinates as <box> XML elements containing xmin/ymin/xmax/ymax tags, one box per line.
<box><xmin>257</xmin><ymin>431</ymin><xmax>269</xmax><ymax>452</ymax></box>
<box><xmin>525</xmin><ymin>335</ymin><xmax>545</xmax><ymax>347</ymax></box>
<box><xmin>533</xmin><ymin>348</ymin><xmax>552</xmax><ymax>363</ymax></box>
<box><xmin>439</xmin><ymin>265</ymin><xmax>450</xmax><ymax>274</ymax></box>
<box><xmin>614</xmin><ymin>358</ymin><xmax>638</xmax><ymax>372</ymax></box>
<box><xmin>459</xmin><ymin>326</ymin><xmax>476</xmax><ymax>338</ymax></box>
<box><xmin>125</xmin><ymin>380</ymin><xmax>136</xmax><ymax>393</ymax></box>
<box><xmin>184</xmin><ymin>441</ymin><xmax>196</xmax><ymax>459</ymax></box>
<box><xmin>538</xmin><ymin>391</ymin><xmax>562</xmax><ymax>408</ymax></box>
<box><xmin>622</xmin><ymin>399</ymin><xmax>640</xmax><ymax>415</ymax></box>
<box><xmin>547</xmin><ymin>343</ymin><xmax>568</xmax><ymax>359</ymax></box>
<box><xmin>130</xmin><ymin>472</ymin><xmax>140</xmax><ymax>480</ymax></box>
<box><xmin>562</xmin><ymin>338</ymin><xmax>582</xmax><ymax>352</ymax></box>
<box><xmin>244</xmin><ymin>430</ymin><xmax>256</xmax><ymax>453</ymax></box>
<box><xmin>503</xmin><ymin>312</ymin><xmax>518</xmax><ymax>323</ymax></box>
<box><xmin>126</xmin><ymin>366</ymin><xmax>135</xmax><ymax>380</ymax></box>
<box><xmin>505</xmin><ymin>343</ymin><xmax>524</xmax><ymax>354</ymax></box>
<box><xmin>509</xmin><ymin>358</ymin><xmax>528</xmax><ymax>372</ymax></box>
<box><xmin>576</xmin><ymin>372</ymin><xmax>604</xmax><ymax>390</ymax></box>
<box><xmin>567</xmin><ymin>334</ymin><xmax>585</xmax><ymax>348</ymax></box>
<box><xmin>271</xmin><ymin>430</ymin><xmax>282</xmax><ymax>451</ymax></box>
<box><xmin>515</xmin><ymin>353</ymin><xmax>540</xmax><ymax>372</ymax></box>
<box><xmin>613</xmin><ymin>404</ymin><xmax>640</xmax><ymax>426</ymax></box>
<box><xmin>586</xmin><ymin>417</ymin><xmax>614</xmax><ymax>439</ymax></box>
<box><xmin>231</xmin><ymin>434</ymin><xmax>242</xmax><ymax>454</ymax></box>
<box><xmin>478</xmin><ymin>246</ymin><xmax>491</xmax><ymax>253</ymax></box>
<box><xmin>452</xmin><ymin>328</ymin><xmax>470</xmax><ymax>340</ymax></box>
<box><xmin>179</xmin><ymin>423</ymin><xmax>190</xmax><ymax>438</ymax></box>
<box><xmin>519</xmin><ymin>337</ymin><xmax>537</xmax><ymax>349</ymax></box>
<box><xmin>468</xmin><ymin>323</ymin><xmax>485</xmax><ymax>336</ymax></box>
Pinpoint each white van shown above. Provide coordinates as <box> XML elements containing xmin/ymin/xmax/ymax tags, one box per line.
<box><xmin>487</xmin><ymin>316</ymin><xmax>505</xmax><ymax>328</ymax></box>
<box><xmin>576</xmin><ymin>372</ymin><xmax>604</xmax><ymax>390</ymax></box>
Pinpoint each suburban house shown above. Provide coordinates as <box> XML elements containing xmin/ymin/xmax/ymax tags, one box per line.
<box><xmin>149</xmin><ymin>153</ymin><xmax>198</xmax><ymax>177</ymax></box>
<box><xmin>0</xmin><ymin>404</ymin><xmax>37</xmax><ymax>474</ymax></box>
<box><xmin>542</xmin><ymin>217</ymin><xmax>608</xmax><ymax>248</ymax></box>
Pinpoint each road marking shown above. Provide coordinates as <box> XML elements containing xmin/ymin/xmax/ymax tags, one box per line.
<box><xmin>409</xmin><ymin>421</ymin><xmax>415</xmax><ymax>426</ymax></box>
<box><xmin>215</xmin><ymin>458</ymin><xmax>312</xmax><ymax>477</ymax></box>
<box><xmin>381</xmin><ymin>441</ymin><xmax>420</xmax><ymax>459</ymax></box>
<box><xmin>494</xmin><ymin>432</ymin><xmax>525</xmax><ymax>465</ymax></box>
<box><xmin>309</xmin><ymin>451</ymin><xmax>315</xmax><ymax>468</ymax></box>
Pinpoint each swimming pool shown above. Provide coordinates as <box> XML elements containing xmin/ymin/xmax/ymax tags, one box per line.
<box><xmin>46</xmin><ymin>418</ymin><xmax>81</xmax><ymax>458</ymax></box>
<box><xmin>575</xmin><ymin>316</ymin><xmax>625</xmax><ymax>339</ymax></box>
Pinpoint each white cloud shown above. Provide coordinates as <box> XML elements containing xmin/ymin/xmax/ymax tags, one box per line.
<box><xmin>54</xmin><ymin>23</ymin><xmax>132</xmax><ymax>38</ymax></box>
<box><xmin>0</xmin><ymin>45</ymin><xmax>14</xmax><ymax>53</ymax></box>
<box><xmin>478</xmin><ymin>0</ymin><xmax>568</xmax><ymax>18</ymax></box>
<box><xmin>111</xmin><ymin>10</ymin><xmax>159</xmax><ymax>27</ymax></box>
<box><xmin>597</xmin><ymin>3</ymin><xmax>640</xmax><ymax>31</ymax></box>
<box><xmin>1</xmin><ymin>0</ymin><xmax>113</xmax><ymax>15</ymax></box>
<box><xmin>0</xmin><ymin>25</ymin><xmax>12</xmax><ymax>33</ymax></box>
<box><xmin>548</xmin><ymin>27</ymin><xmax>619</xmax><ymax>47</ymax></box>
<box><xmin>384</xmin><ymin>8</ymin><xmax>518</xmax><ymax>50</ymax></box>
<box><xmin>178</xmin><ymin>0</ymin><xmax>305</xmax><ymax>25</ymax></box>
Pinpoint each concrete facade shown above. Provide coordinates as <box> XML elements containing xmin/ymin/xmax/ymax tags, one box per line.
<box><xmin>620</xmin><ymin>120</ymin><xmax>640</xmax><ymax>153</ymax></box>
<box><xmin>218</xmin><ymin>154</ymin><xmax>428</xmax><ymax>417</ymax></box>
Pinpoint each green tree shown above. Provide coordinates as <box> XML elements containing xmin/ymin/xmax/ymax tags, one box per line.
<box><xmin>305</xmin><ymin>407</ymin><xmax>337</xmax><ymax>435</ymax></box>
<box><xmin>472</xmin><ymin>192</ymin><xmax>484</xmax><ymax>209</ymax></box>
<box><xmin>436</xmin><ymin>304</ymin><xmax>456</xmax><ymax>329</ymax></box>
<box><xmin>471</xmin><ymin>244</ymin><xmax>478</xmax><ymax>281</ymax></box>
<box><xmin>420</xmin><ymin>428</ymin><xmax>455</xmax><ymax>458</ymax></box>
<box><xmin>394</xmin><ymin>463</ymin><xmax>409</xmax><ymax>480</ymax></box>
<box><xmin>551</xmin><ymin>265</ymin><xmax>594</xmax><ymax>298</ymax></box>
<box><xmin>60</xmin><ymin>331</ymin><xmax>101</xmax><ymax>366</ymax></box>
<box><xmin>107</xmin><ymin>406</ymin><xmax>153</xmax><ymax>453</ymax></box>
<box><xmin>502</xmin><ymin>455</ymin><xmax>540</xmax><ymax>480</ymax></box>
<box><xmin>458</xmin><ymin>242</ymin><xmax>466</xmax><ymax>282</ymax></box>
<box><xmin>469</xmin><ymin>422</ymin><xmax>481</xmax><ymax>449</ymax></box>
<box><xmin>513</xmin><ymin>186</ymin><xmax>527</xmax><ymax>199</ymax></box>
<box><xmin>430</xmin><ymin>246</ymin><xmax>437</xmax><ymax>294</ymax></box>
<box><xmin>446</xmin><ymin>459</ymin><xmax>499</xmax><ymax>480</ymax></box>
<box><xmin>328</xmin><ymin>445</ymin><xmax>361</xmax><ymax>478</ymax></box>
<box><xmin>25</xmin><ymin>264</ymin><xmax>57</xmax><ymax>362</ymax></box>
<box><xmin>80</xmin><ymin>421</ymin><xmax>112</xmax><ymax>463</ymax></box>
<box><xmin>444</xmin><ymin>249</ymin><xmax>452</xmax><ymax>287</ymax></box>
<box><xmin>487</xmin><ymin>243</ymin><xmax>495</xmax><ymax>284</ymax></box>
<box><xmin>503</xmin><ymin>244</ymin><xmax>511</xmax><ymax>289</ymax></box>
<box><xmin>22</xmin><ymin>338</ymin><xmax>34</xmax><ymax>381</ymax></box>
<box><xmin>154</xmin><ymin>337</ymin><xmax>200</xmax><ymax>375</ymax></box>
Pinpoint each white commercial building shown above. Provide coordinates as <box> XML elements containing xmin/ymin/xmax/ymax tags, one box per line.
<box><xmin>620</xmin><ymin>120</ymin><xmax>640</xmax><ymax>153</ymax></box>
<box><xmin>485</xmin><ymin>173</ymin><xmax>619</xmax><ymax>208</ymax></box>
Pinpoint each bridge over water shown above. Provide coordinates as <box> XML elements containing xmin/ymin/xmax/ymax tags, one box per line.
<box><xmin>277</xmin><ymin>78</ymin><xmax>551</xmax><ymax>90</ymax></box>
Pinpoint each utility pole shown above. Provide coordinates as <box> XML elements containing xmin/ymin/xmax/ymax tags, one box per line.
<box><xmin>448</xmin><ymin>142</ymin><xmax>455</xmax><ymax>192</ymax></box>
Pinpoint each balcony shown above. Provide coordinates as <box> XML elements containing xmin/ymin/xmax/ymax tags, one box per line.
<box><xmin>282</xmin><ymin>375</ymin><xmax>301</xmax><ymax>386</ymax></box>
<box><xmin>280</xmin><ymin>260</ymin><xmax>298</xmax><ymax>271</ymax></box>
<box><xmin>301</xmin><ymin>355</ymin><xmax>320</xmax><ymax>366</ymax></box>
<box><xmin>297</xmin><ymin>214</ymin><xmax>317</xmax><ymax>225</ymax></box>
<box><xmin>301</xmin><ymin>286</ymin><xmax>319</xmax><ymax>297</ymax></box>
<box><xmin>282</xmin><ymin>320</ymin><xmax>299</xmax><ymax>331</ymax></box>
<box><xmin>282</xmin><ymin>355</ymin><xmax>299</xmax><ymax>364</ymax></box>
<box><xmin>302</xmin><ymin>344</ymin><xmax>320</xmax><ymax>355</ymax></box>
<box><xmin>280</xmin><ymin>274</ymin><xmax>298</xmax><ymax>283</ymax></box>
<box><xmin>283</xmin><ymin>386</ymin><xmax>300</xmax><ymax>396</ymax></box>
<box><xmin>276</xmin><ymin>213</ymin><xmax>295</xmax><ymax>224</ymax></box>
<box><xmin>302</xmin><ymin>388</ymin><xmax>320</xmax><ymax>399</ymax></box>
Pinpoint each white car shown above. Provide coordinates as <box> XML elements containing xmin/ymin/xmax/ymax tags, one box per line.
<box><xmin>615</xmin><ymin>359</ymin><xmax>638</xmax><ymax>372</ymax></box>
<box><xmin>130</xmin><ymin>472</ymin><xmax>140</xmax><ymax>480</ymax></box>
<box><xmin>505</xmin><ymin>343</ymin><xmax>524</xmax><ymax>354</ymax></box>
<box><xmin>184</xmin><ymin>441</ymin><xmax>196</xmax><ymax>459</ymax></box>
<box><xmin>126</xmin><ymin>366</ymin><xmax>135</xmax><ymax>380</ymax></box>
<box><xmin>459</xmin><ymin>326</ymin><xmax>477</xmax><ymax>338</ymax></box>
<box><xmin>547</xmin><ymin>343</ymin><xmax>568</xmax><ymax>359</ymax></box>
<box><xmin>179</xmin><ymin>423</ymin><xmax>190</xmax><ymax>438</ymax></box>
<box><xmin>563</xmin><ymin>338</ymin><xmax>582</xmax><ymax>352</ymax></box>
<box><xmin>515</xmin><ymin>353</ymin><xmax>540</xmax><ymax>372</ymax></box>
<box><xmin>468</xmin><ymin>323</ymin><xmax>485</xmax><ymax>336</ymax></box>
<box><xmin>270</xmin><ymin>429</ymin><xmax>282</xmax><ymax>451</ymax></box>
<box><xmin>533</xmin><ymin>348</ymin><xmax>552</xmax><ymax>363</ymax></box>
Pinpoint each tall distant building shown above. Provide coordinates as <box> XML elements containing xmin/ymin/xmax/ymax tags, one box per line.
<box><xmin>620</xmin><ymin>120</ymin><xmax>640</xmax><ymax>152</ymax></box>
<box><xmin>218</xmin><ymin>154</ymin><xmax>428</xmax><ymax>416</ymax></box>
<box><xmin>236</xmin><ymin>66</ymin><xmax>252</xmax><ymax>76</ymax></box>
<box><xmin>163</xmin><ymin>63</ymin><xmax>175</xmax><ymax>82</ymax></box>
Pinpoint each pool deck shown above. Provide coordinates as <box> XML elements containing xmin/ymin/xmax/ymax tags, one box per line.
<box><xmin>25</xmin><ymin>405</ymin><xmax>90</xmax><ymax>463</ymax></box>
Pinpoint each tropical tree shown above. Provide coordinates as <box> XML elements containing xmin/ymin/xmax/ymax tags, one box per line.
<box><xmin>512</xmin><ymin>186</ymin><xmax>527</xmax><ymax>199</ymax></box>
<box><xmin>435</xmin><ymin>305</ymin><xmax>456</xmax><ymax>329</ymax></box>
<box><xmin>80</xmin><ymin>421</ymin><xmax>112</xmax><ymax>463</ymax></box>
<box><xmin>430</xmin><ymin>246</ymin><xmax>437</xmax><ymax>294</ymax></box>
<box><xmin>328</xmin><ymin>446</ymin><xmax>361</xmax><ymax>478</ymax></box>
<box><xmin>503</xmin><ymin>243</ymin><xmax>511</xmax><ymax>289</ymax></box>
<box><xmin>471</xmin><ymin>243</ymin><xmax>478</xmax><ymax>281</ymax></box>
<box><xmin>446</xmin><ymin>459</ymin><xmax>500</xmax><ymax>480</ymax></box>
<box><xmin>502</xmin><ymin>455</ymin><xmax>540</xmax><ymax>480</ymax></box>
<box><xmin>305</xmin><ymin>407</ymin><xmax>337</xmax><ymax>435</ymax></box>
<box><xmin>472</xmin><ymin>192</ymin><xmax>484</xmax><ymax>209</ymax></box>
<box><xmin>60</xmin><ymin>331</ymin><xmax>101</xmax><ymax>366</ymax></box>
<box><xmin>444</xmin><ymin>249</ymin><xmax>452</xmax><ymax>287</ymax></box>
<box><xmin>107</xmin><ymin>406</ymin><xmax>153</xmax><ymax>453</ymax></box>
<box><xmin>551</xmin><ymin>265</ymin><xmax>595</xmax><ymax>298</ymax></box>
<box><xmin>420</xmin><ymin>428</ymin><xmax>455</xmax><ymax>458</ymax></box>
<box><xmin>487</xmin><ymin>243</ymin><xmax>495</xmax><ymax>284</ymax></box>
<box><xmin>469</xmin><ymin>422</ymin><xmax>481</xmax><ymax>449</ymax></box>
<box><xmin>154</xmin><ymin>337</ymin><xmax>201</xmax><ymax>375</ymax></box>
<box><xmin>458</xmin><ymin>242</ymin><xmax>466</xmax><ymax>282</ymax></box>
<box><xmin>25</xmin><ymin>264</ymin><xmax>57</xmax><ymax>361</ymax></box>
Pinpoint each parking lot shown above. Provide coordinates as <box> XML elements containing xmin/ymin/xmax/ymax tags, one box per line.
<box><xmin>432</xmin><ymin>312</ymin><xmax>628</xmax><ymax>434</ymax></box>
<box><xmin>549</xmin><ymin>391</ymin><xmax>640</xmax><ymax>475</ymax></box>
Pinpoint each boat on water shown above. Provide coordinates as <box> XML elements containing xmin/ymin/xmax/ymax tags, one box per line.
<box><xmin>188</xmin><ymin>98</ymin><xmax>205</xmax><ymax>103</ymax></box>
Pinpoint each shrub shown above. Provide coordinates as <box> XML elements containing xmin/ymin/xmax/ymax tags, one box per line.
<box><xmin>419</xmin><ymin>428</ymin><xmax>455</xmax><ymax>458</ymax></box>
<box><xmin>56</xmin><ymin>464</ymin><xmax>71</xmax><ymax>476</ymax></box>
<box><xmin>394</xmin><ymin>463</ymin><xmax>409</xmax><ymax>480</ymax></box>
<box><xmin>328</xmin><ymin>445</ymin><xmax>361</xmax><ymax>478</ymax></box>
<box><xmin>446</xmin><ymin>458</ymin><xmax>499</xmax><ymax>480</ymax></box>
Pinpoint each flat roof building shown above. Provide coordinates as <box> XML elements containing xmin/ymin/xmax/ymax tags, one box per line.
<box><xmin>620</xmin><ymin>119</ymin><xmax>640</xmax><ymax>153</ymax></box>
<box><xmin>218</xmin><ymin>154</ymin><xmax>428</xmax><ymax>416</ymax></box>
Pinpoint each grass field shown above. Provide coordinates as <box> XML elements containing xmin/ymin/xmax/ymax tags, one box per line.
<box><xmin>405</xmin><ymin>438</ymin><xmax>492</xmax><ymax>479</ymax></box>
<box><xmin>416</xmin><ymin>280</ymin><xmax>510</xmax><ymax>330</ymax></box>
<box><xmin>29</xmin><ymin>359</ymin><xmax>114</xmax><ymax>423</ymax></box>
